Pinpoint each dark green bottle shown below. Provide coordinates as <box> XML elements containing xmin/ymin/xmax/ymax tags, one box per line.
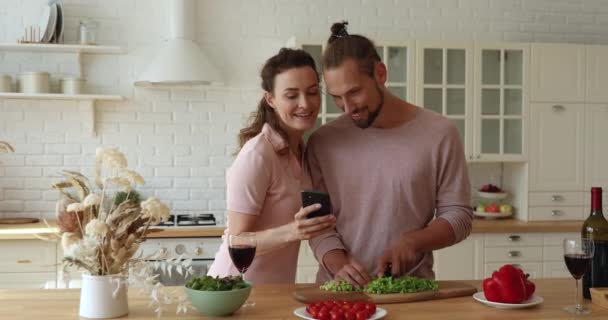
<box><xmin>581</xmin><ymin>187</ymin><xmax>608</xmax><ymax>300</ymax></box>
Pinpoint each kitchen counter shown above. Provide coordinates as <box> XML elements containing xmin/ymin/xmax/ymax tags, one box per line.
<box><xmin>0</xmin><ymin>278</ymin><xmax>606</xmax><ymax>319</ymax></box>
<box><xmin>0</xmin><ymin>219</ymin><xmax>582</xmax><ymax>240</ymax></box>
<box><xmin>0</xmin><ymin>221</ymin><xmax>226</xmax><ymax>240</ymax></box>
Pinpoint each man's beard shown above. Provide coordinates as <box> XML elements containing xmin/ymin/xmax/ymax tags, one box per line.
<box><xmin>354</xmin><ymin>83</ymin><xmax>385</xmax><ymax>129</ymax></box>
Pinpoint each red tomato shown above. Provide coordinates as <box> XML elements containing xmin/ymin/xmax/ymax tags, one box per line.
<box><xmin>330</xmin><ymin>310</ymin><xmax>345</xmax><ymax>320</ymax></box>
<box><xmin>318</xmin><ymin>309</ymin><xmax>330</xmax><ymax>320</ymax></box>
<box><xmin>365</xmin><ymin>302</ymin><xmax>377</xmax><ymax>315</ymax></box>
<box><xmin>306</xmin><ymin>305</ymin><xmax>317</xmax><ymax>317</ymax></box>
<box><xmin>352</xmin><ymin>301</ymin><xmax>366</xmax><ymax>311</ymax></box>
<box><xmin>355</xmin><ymin>310</ymin><xmax>367</xmax><ymax>320</ymax></box>
<box><xmin>344</xmin><ymin>309</ymin><xmax>356</xmax><ymax>320</ymax></box>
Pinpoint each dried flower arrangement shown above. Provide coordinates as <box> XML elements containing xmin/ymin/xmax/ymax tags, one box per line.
<box><xmin>46</xmin><ymin>147</ymin><xmax>194</xmax><ymax>317</ymax></box>
<box><xmin>0</xmin><ymin>141</ymin><xmax>14</xmax><ymax>154</ymax></box>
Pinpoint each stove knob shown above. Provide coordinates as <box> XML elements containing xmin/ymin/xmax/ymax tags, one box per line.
<box><xmin>194</xmin><ymin>247</ymin><xmax>204</xmax><ymax>256</ymax></box>
<box><xmin>158</xmin><ymin>247</ymin><xmax>168</xmax><ymax>257</ymax></box>
<box><xmin>175</xmin><ymin>244</ymin><xmax>186</xmax><ymax>255</ymax></box>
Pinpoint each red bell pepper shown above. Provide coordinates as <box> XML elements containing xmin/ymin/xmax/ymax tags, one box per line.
<box><xmin>515</xmin><ymin>267</ymin><xmax>536</xmax><ymax>300</ymax></box>
<box><xmin>483</xmin><ymin>264</ymin><xmax>526</xmax><ymax>304</ymax></box>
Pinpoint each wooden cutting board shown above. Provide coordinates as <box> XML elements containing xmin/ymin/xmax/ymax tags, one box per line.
<box><xmin>293</xmin><ymin>281</ymin><xmax>477</xmax><ymax>304</ymax></box>
<box><xmin>0</xmin><ymin>218</ymin><xmax>39</xmax><ymax>224</ymax></box>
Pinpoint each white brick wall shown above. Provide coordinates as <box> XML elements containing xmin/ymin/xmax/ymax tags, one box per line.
<box><xmin>1</xmin><ymin>0</ymin><xmax>608</xmax><ymax>220</ymax></box>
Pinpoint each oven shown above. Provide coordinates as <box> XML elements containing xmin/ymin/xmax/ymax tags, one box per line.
<box><xmin>138</xmin><ymin>212</ymin><xmax>224</xmax><ymax>286</ymax></box>
<box><xmin>138</xmin><ymin>237</ymin><xmax>222</xmax><ymax>286</ymax></box>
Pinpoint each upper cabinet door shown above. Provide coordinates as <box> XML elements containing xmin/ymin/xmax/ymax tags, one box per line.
<box><xmin>415</xmin><ymin>41</ymin><xmax>474</xmax><ymax>158</ymax></box>
<box><xmin>529</xmin><ymin>103</ymin><xmax>585</xmax><ymax>191</ymax></box>
<box><xmin>474</xmin><ymin>43</ymin><xmax>529</xmax><ymax>162</ymax></box>
<box><xmin>585</xmin><ymin>104</ymin><xmax>608</xmax><ymax>189</ymax></box>
<box><xmin>586</xmin><ymin>46</ymin><xmax>608</xmax><ymax>103</ymax></box>
<box><xmin>530</xmin><ymin>44</ymin><xmax>585</xmax><ymax>103</ymax></box>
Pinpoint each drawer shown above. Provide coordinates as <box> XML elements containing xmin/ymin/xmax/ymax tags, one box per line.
<box><xmin>543</xmin><ymin>232</ymin><xmax>580</xmax><ymax>246</ymax></box>
<box><xmin>484</xmin><ymin>233</ymin><xmax>543</xmax><ymax>247</ymax></box>
<box><xmin>543</xmin><ymin>246</ymin><xmax>563</xmax><ymax>261</ymax></box>
<box><xmin>543</xmin><ymin>262</ymin><xmax>571</xmax><ymax>278</ymax></box>
<box><xmin>528</xmin><ymin>206</ymin><xmax>584</xmax><ymax>221</ymax></box>
<box><xmin>485</xmin><ymin>262</ymin><xmax>542</xmax><ymax>279</ymax></box>
<box><xmin>529</xmin><ymin>192</ymin><xmax>584</xmax><ymax>206</ymax></box>
<box><xmin>485</xmin><ymin>247</ymin><xmax>543</xmax><ymax>263</ymax></box>
<box><xmin>298</xmin><ymin>241</ymin><xmax>318</xmax><ymax>266</ymax></box>
<box><xmin>0</xmin><ymin>240</ymin><xmax>56</xmax><ymax>273</ymax></box>
<box><xmin>0</xmin><ymin>272</ymin><xmax>56</xmax><ymax>288</ymax></box>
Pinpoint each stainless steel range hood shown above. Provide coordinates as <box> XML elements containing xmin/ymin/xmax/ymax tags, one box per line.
<box><xmin>134</xmin><ymin>0</ymin><xmax>221</xmax><ymax>86</ymax></box>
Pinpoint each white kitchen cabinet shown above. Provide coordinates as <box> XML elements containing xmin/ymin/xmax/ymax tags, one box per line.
<box><xmin>586</xmin><ymin>46</ymin><xmax>608</xmax><ymax>103</ymax></box>
<box><xmin>0</xmin><ymin>240</ymin><xmax>57</xmax><ymax>288</ymax></box>
<box><xmin>585</xmin><ymin>104</ymin><xmax>608</xmax><ymax>190</ymax></box>
<box><xmin>433</xmin><ymin>234</ymin><xmax>484</xmax><ymax>280</ymax></box>
<box><xmin>296</xmin><ymin>240</ymin><xmax>319</xmax><ymax>283</ymax></box>
<box><xmin>530</xmin><ymin>43</ymin><xmax>586</xmax><ymax>102</ymax></box>
<box><xmin>415</xmin><ymin>41</ymin><xmax>474</xmax><ymax>158</ymax></box>
<box><xmin>473</xmin><ymin>43</ymin><xmax>528</xmax><ymax>161</ymax></box>
<box><xmin>529</xmin><ymin>103</ymin><xmax>585</xmax><ymax>191</ymax></box>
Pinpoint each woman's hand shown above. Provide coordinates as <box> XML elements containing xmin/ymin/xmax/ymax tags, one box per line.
<box><xmin>290</xmin><ymin>204</ymin><xmax>336</xmax><ymax>240</ymax></box>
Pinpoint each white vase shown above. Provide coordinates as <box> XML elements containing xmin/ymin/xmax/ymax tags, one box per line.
<box><xmin>79</xmin><ymin>274</ymin><xmax>129</xmax><ymax>319</ymax></box>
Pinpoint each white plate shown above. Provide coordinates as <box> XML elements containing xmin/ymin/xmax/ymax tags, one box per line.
<box><xmin>477</xmin><ymin>191</ymin><xmax>508</xmax><ymax>199</ymax></box>
<box><xmin>473</xmin><ymin>292</ymin><xmax>543</xmax><ymax>309</ymax></box>
<box><xmin>54</xmin><ymin>1</ymin><xmax>64</xmax><ymax>42</ymax></box>
<box><xmin>40</xmin><ymin>3</ymin><xmax>57</xmax><ymax>43</ymax></box>
<box><xmin>294</xmin><ymin>307</ymin><xmax>387</xmax><ymax>320</ymax></box>
<box><xmin>474</xmin><ymin>211</ymin><xmax>512</xmax><ymax>219</ymax></box>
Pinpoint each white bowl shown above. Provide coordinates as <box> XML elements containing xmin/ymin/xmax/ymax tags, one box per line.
<box><xmin>477</xmin><ymin>191</ymin><xmax>508</xmax><ymax>199</ymax></box>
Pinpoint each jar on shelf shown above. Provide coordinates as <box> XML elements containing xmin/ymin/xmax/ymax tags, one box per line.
<box><xmin>79</xmin><ymin>19</ymin><xmax>98</xmax><ymax>45</ymax></box>
<box><xmin>16</xmin><ymin>72</ymin><xmax>50</xmax><ymax>93</ymax></box>
<box><xmin>60</xmin><ymin>77</ymin><xmax>85</xmax><ymax>95</ymax></box>
<box><xmin>0</xmin><ymin>74</ymin><xmax>12</xmax><ymax>92</ymax></box>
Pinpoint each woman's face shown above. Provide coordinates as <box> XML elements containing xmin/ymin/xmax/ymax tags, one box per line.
<box><xmin>266</xmin><ymin>66</ymin><xmax>321</xmax><ymax>135</ymax></box>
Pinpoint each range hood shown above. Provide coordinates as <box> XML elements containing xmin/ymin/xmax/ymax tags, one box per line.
<box><xmin>134</xmin><ymin>0</ymin><xmax>221</xmax><ymax>86</ymax></box>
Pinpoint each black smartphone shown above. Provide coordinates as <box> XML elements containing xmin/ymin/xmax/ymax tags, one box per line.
<box><xmin>301</xmin><ymin>190</ymin><xmax>332</xmax><ymax>219</ymax></box>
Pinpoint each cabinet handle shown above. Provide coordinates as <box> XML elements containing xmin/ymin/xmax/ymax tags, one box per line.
<box><xmin>551</xmin><ymin>195</ymin><xmax>563</xmax><ymax>201</ymax></box>
<box><xmin>476</xmin><ymin>155</ymin><xmax>481</xmax><ymax>159</ymax></box>
<box><xmin>552</xmin><ymin>105</ymin><xmax>565</xmax><ymax>112</ymax></box>
<box><xmin>508</xmin><ymin>251</ymin><xmax>521</xmax><ymax>258</ymax></box>
<box><xmin>17</xmin><ymin>259</ymin><xmax>32</xmax><ymax>264</ymax></box>
<box><xmin>508</xmin><ymin>235</ymin><xmax>521</xmax><ymax>242</ymax></box>
<box><xmin>551</xmin><ymin>210</ymin><xmax>564</xmax><ymax>216</ymax></box>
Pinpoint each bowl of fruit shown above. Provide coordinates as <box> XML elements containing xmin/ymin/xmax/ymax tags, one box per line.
<box><xmin>184</xmin><ymin>275</ymin><xmax>252</xmax><ymax>316</ymax></box>
<box><xmin>477</xmin><ymin>184</ymin><xmax>508</xmax><ymax>199</ymax></box>
<box><xmin>474</xmin><ymin>202</ymin><xmax>513</xmax><ymax>219</ymax></box>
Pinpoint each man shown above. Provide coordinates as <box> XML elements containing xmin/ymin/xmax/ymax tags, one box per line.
<box><xmin>307</xmin><ymin>22</ymin><xmax>473</xmax><ymax>287</ymax></box>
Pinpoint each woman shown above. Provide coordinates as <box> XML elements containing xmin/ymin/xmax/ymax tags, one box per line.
<box><xmin>207</xmin><ymin>48</ymin><xmax>336</xmax><ymax>284</ymax></box>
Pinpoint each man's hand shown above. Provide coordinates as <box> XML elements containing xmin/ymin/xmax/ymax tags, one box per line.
<box><xmin>334</xmin><ymin>257</ymin><xmax>372</xmax><ymax>289</ymax></box>
<box><xmin>375</xmin><ymin>235</ymin><xmax>421</xmax><ymax>278</ymax></box>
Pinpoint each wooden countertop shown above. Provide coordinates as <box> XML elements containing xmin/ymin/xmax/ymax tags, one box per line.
<box><xmin>0</xmin><ymin>279</ymin><xmax>606</xmax><ymax>319</ymax></box>
<box><xmin>471</xmin><ymin>219</ymin><xmax>582</xmax><ymax>233</ymax></box>
<box><xmin>0</xmin><ymin>221</ymin><xmax>226</xmax><ymax>240</ymax></box>
<box><xmin>0</xmin><ymin>219</ymin><xmax>582</xmax><ymax>240</ymax></box>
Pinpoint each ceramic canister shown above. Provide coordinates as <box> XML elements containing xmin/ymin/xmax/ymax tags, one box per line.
<box><xmin>60</xmin><ymin>77</ymin><xmax>85</xmax><ymax>95</ymax></box>
<box><xmin>17</xmin><ymin>72</ymin><xmax>50</xmax><ymax>93</ymax></box>
<box><xmin>0</xmin><ymin>74</ymin><xmax>12</xmax><ymax>92</ymax></box>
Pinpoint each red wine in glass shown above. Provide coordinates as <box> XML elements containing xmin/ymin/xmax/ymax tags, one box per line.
<box><xmin>229</xmin><ymin>245</ymin><xmax>256</xmax><ymax>273</ymax></box>
<box><xmin>564</xmin><ymin>254</ymin><xmax>592</xmax><ymax>279</ymax></box>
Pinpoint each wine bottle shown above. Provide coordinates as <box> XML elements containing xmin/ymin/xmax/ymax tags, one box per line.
<box><xmin>581</xmin><ymin>187</ymin><xmax>608</xmax><ymax>300</ymax></box>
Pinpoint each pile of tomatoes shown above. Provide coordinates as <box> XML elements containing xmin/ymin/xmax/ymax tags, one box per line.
<box><xmin>305</xmin><ymin>300</ymin><xmax>377</xmax><ymax>320</ymax></box>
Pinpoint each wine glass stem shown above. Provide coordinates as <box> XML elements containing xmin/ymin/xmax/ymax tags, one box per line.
<box><xmin>575</xmin><ymin>278</ymin><xmax>582</xmax><ymax>311</ymax></box>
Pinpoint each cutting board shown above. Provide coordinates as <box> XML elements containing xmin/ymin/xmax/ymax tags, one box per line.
<box><xmin>293</xmin><ymin>281</ymin><xmax>477</xmax><ymax>304</ymax></box>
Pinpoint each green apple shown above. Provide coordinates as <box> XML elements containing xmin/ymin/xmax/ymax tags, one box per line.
<box><xmin>476</xmin><ymin>204</ymin><xmax>486</xmax><ymax>212</ymax></box>
<box><xmin>499</xmin><ymin>204</ymin><xmax>513</xmax><ymax>214</ymax></box>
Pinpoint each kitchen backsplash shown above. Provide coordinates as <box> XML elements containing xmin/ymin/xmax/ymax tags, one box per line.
<box><xmin>2</xmin><ymin>0</ymin><xmax>608</xmax><ymax>220</ymax></box>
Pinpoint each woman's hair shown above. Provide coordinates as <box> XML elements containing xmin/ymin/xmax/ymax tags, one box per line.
<box><xmin>323</xmin><ymin>21</ymin><xmax>381</xmax><ymax>77</ymax></box>
<box><xmin>237</xmin><ymin>48</ymin><xmax>319</xmax><ymax>152</ymax></box>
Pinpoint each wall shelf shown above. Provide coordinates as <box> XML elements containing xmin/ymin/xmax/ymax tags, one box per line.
<box><xmin>0</xmin><ymin>43</ymin><xmax>124</xmax><ymax>54</ymax></box>
<box><xmin>0</xmin><ymin>93</ymin><xmax>125</xmax><ymax>136</ymax></box>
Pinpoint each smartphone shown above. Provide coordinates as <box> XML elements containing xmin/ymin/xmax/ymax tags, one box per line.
<box><xmin>301</xmin><ymin>190</ymin><xmax>332</xmax><ymax>219</ymax></box>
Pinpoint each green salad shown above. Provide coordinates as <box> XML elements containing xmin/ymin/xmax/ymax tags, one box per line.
<box><xmin>320</xmin><ymin>276</ymin><xmax>438</xmax><ymax>294</ymax></box>
<box><xmin>185</xmin><ymin>275</ymin><xmax>249</xmax><ymax>291</ymax></box>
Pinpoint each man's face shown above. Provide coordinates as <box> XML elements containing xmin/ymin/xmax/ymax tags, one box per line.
<box><xmin>323</xmin><ymin>59</ymin><xmax>385</xmax><ymax>129</ymax></box>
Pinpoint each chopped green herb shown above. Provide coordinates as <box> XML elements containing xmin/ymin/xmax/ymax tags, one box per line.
<box><xmin>320</xmin><ymin>279</ymin><xmax>361</xmax><ymax>292</ymax></box>
<box><xmin>363</xmin><ymin>276</ymin><xmax>439</xmax><ymax>294</ymax></box>
<box><xmin>185</xmin><ymin>275</ymin><xmax>249</xmax><ymax>291</ymax></box>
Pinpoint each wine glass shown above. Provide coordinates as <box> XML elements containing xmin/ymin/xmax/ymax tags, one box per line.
<box><xmin>563</xmin><ymin>238</ymin><xmax>595</xmax><ymax>315</ymax></box>
<box><xmin>228</xmin><ymin>233</ymin><xmax>256</xmax><ymax>307</ymax></box>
